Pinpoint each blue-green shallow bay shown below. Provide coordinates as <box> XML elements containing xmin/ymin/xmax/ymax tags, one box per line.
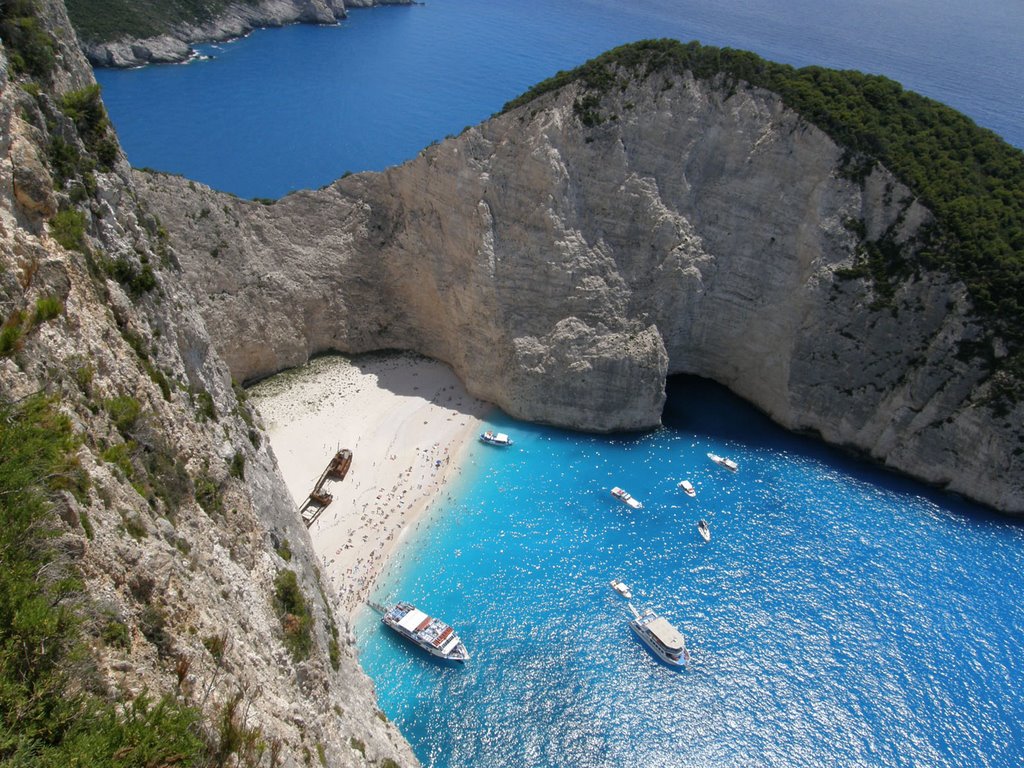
<box><xmin>357</xmin><ymin>377</ymin><xmax>1024</xmax><ymax>767</ymax></box>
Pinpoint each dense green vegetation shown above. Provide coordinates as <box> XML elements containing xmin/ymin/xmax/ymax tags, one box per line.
<box><xmin>49</xmin><ymin>209</ymin><xmax>87</xmax><ymax>252</ymax></box>
<box><xmin>59</xmin><ymin>85</ymin><xmax>119</xmax><ymax>170</ymax></box>
<box><xmin>0</xmin><ymin>0</ymin><xmax>56</xmax><ymax>78</ymax></box>
<box><xmin>503</xmin><ymin>40</ymin><xmax>1024</xmax><ymax>383</ymax></box>
<box><xmin>33</xmin><ymin>295</ymin><xmax>64</xmax><ymax>323</ymax></box>
<box><xmin>273</xmin><ymin>570</ymin><xmax>313</xmax><ymax>661</ymax></box>
<box><xmin>64</xmin><ymin>0</ymin><xmax>262</xmax><ymax>43</ymax></box>
<box><xmin>0</xmin><ymin>394</ymin><xmax>208</xmax><ymax>765</ymax></box>
<box><xmin>0</xmin><ymin>311</ymin><xmax>27</xmax><ymax>357</ymax></box>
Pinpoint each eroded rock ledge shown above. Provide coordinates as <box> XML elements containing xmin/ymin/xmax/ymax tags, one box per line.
<box><xmin>137</xmin><ymin>67</ymin><xmax>1023</xmax><ymax>513</ymax></box>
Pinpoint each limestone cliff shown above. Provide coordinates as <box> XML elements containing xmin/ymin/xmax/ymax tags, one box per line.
<box><xmin>136</xmin><ymin>58</ymin><xmax>1022</xmax><ymax>513</ymax></box>
<box><xmin>1</xmin><ymin>1</ymin><xmax>415</xmax><ymax>765</ymax></box>
<box><xmin>69</xmin><ymin>0</ymin><xmax>412</xmax><ymax>68</ymax></box>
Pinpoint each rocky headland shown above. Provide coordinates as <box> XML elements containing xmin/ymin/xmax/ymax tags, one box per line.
<box><xmin>70</xmin><ymin>0</ymin><xmax>414</xmax><ymax>68</ymax></box>
<box><xmin>3</xmin><ymin>2</ymin><xmax>1023</xmax><ymax>765</ymax></box>
<box><xmin>135</xmin><ymin>44</ymin><xmax>1023</xmax><ymax>513</ymax></box>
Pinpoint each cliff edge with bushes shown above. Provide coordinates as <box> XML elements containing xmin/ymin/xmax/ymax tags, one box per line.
<box><xmin>139</xmin><ymin>41</ymin><xmax>1023</xmax><ymax>512</ymax></box>
<box><xmin>0</xmin><ymin>1</ymin><xmax>416</xmax><ymax>765</ymax></box>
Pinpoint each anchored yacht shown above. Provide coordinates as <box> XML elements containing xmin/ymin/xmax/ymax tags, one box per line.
<box><xmin>628</xmin><ymin>603</ymin><xmax>689</xmax><ymax>667</ymax></box>
<box><xmin>611</xmin><ymin>486</ymin><xmax>643</xmax><ymax>510</ymax></box>
<box><xmin>707</xmin><ymin>452</ymin><xmax>739</xmax><ymax>472</ymax></box>
<box><xmin>381</xmin><ymin>602</ymin><xmax>470</xmax><ymax>662</ymax></box>
<box><xmin>480</xmin><ymin>430</ymin><xmax>513</xmax><ymax>447</ymax></box>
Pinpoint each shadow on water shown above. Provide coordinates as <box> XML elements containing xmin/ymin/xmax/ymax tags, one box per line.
<box><xmin>664</xmin><ymin>374</ymin><xmax>1020</xmax><ymax>528</ymax></box>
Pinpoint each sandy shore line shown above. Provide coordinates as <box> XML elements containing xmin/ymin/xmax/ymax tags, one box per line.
<box><xmin>248</xmin><ymin>352</ymin><xmax>490</xmax><ymax>621</ymax></box>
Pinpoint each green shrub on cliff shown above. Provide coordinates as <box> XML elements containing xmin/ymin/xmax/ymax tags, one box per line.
<box><xmin>0</xmin><ymin>0</ymin><xmax>56</xmax><ymax>79</ymax></box>
<box><xmin>0</xmin><ymin>311</ymin><xmax>26</xmax><ymax>356</ymax></box>
<box><xmin>0</xmin><ymin>394</ymin><xmax>208</xmax><ymax>764</ymax></box>
<box><xmin>502</xmin><ymin>40</ymin><xmax>1024</xmax><ymax>378</ymax></box>
<box><xmin>105</xmin><ymin>254</ymin><xmax>157</xmax><ymax>297</ymax></box>
<box><xmin>59</xmin><ymin>85</ymin><xmax>119</xmax><ymax>170</ymax></box>
<box><xmin>273</xmin><ymin>569</ymin><xmax>313</xmax><ymax>661</ymax></box>
<box><xmin>34</xmin><ymin>294</ymin><xmax>64</xmax><ymax>323</ymax></box>
<box><xmin>50</xmin><ymin>208</ymin><xmax>88</xmax><ymax>252</ymax></box>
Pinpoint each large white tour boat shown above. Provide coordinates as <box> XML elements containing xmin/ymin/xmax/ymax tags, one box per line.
<box><xmin>707</xmin><ymin>452</ymin><xmax>739</xmax><ymax>472</ymax></box>
<box><xmin>611</xmin><ymin>486</ymin><xmax>643</xmax><ymax>510</ymax></box>
<box><xmin>480</xmin><ymin>430</ymin><xmax>513</xmax><ymax>447</ymax></box>
<box><xmin>381</xmin><ymin>602</ymin><xmax>470</xmax><ymax>662</ymax></box>
<box><xmin>628</xmin><ymin>604</ymin><xmax>689</xmax><ymax>667</ymax></box>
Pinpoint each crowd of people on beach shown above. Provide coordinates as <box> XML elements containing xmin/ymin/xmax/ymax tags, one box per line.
<box><xmin>250</xmin><ymin>356</ymin><xmax>487</xmax><ymax>627</ymax></box>
<box><xmin>323</xmin><ymin>439</ymin><xmax>461</xmax><ymax>616</ymax></box>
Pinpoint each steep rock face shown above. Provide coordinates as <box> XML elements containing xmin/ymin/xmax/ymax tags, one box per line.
<box><xmin>138</xmin><ymin>68</ymin><xmax>1022</xmax><ymax>512</ymax></box>
<box><xmin>1</xmin><ymin>2</ymin><xmax>416</xmax><ymax>765</ymax></box>
<box><xmin>79</xmin><ymin>0</ymin><xmax>412</xmax><ymax>67</ymax></box>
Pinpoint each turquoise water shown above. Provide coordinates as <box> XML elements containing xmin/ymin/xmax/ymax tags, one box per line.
<box><xmin>357</xmin><ymin>377</ymin><xmax>1024</xmax><ymax>767</ymax></box>
<box><xmin>94</xmin><ymin>0</ymin><xmax>1024</xmax><ymax>198</ymax></box>
<box><xmin>91</xmin><ymin>2</ymin><xmax>1024</xmax><ymax>762</ymax></box>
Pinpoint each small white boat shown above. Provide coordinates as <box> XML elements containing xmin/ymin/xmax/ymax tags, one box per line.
<box><xmin>609</xmin><ymin>579</ymin><xmax>633</xmax><ymax>599</ymax></box>
<box><xmin>678</xmin><ymin>480</ymin><xmax>696</xmax><ymax>497</ymax></box>
<box><xmin>707</xmin><ymin>452</ymin><xmax>738</xmax><ymax>472</ymax></box>
<box><xmin>480</xmin><ymin>430</ymin><xmax>513</xmax><ymax>447</ymax></box>
<box><xmin>611</xmin><ymin>486</ymin><xmax>643</xmax><ymax>510</ymax></box>
<box><xmin>628</xmin><ymin>603</ymin><xmax>689</xmax><ymax>667</ymax></box>
<box><xmin>697</xmin><ymin>519</ymin><xmax>711</xmax><ymax>542</ymax></box>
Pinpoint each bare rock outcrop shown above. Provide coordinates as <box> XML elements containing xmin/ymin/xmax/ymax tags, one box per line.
<box><xmin>9</xmin><ymin>120</ymin><xmax>57</xmax><ymax>218</ymax></box>
<box><xmin>137</xmin><ymin>67</ymin><xmax>1022</xmax><ymax>513</ymax></box>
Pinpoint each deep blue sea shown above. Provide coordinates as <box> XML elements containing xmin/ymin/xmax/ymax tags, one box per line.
<box><xmin>359</xmin><ymin>378</ymin><xmax>1024</xmax><ymax>767</ymax></box>
<box><xmin>92</xmin><ymin>2</ymin><xmax>1024</xmax><ymax>764</ymax></box>
<box><xmin>94</xmin><ymin>0</ymin><xmax>1024</xmax><ymax>199</ymax></box>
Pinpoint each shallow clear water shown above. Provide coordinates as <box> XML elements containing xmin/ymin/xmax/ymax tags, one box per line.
<box><xmin>91</xmin><ymin>3</ymin><xmax>1024</xmax><ymax>762</ymax></box>
<box><xmin>357</xmin><ymin>377</ymin><xmax>1024</xmax><ymax>767</ymax></box>
<box><xmin>94</xmin><ymin>0</ymin><xmax>1024</xmax><ymax>198</ymax></box>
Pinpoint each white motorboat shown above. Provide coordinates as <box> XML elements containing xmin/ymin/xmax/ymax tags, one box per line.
<box><xmin>480</xmin><ymin>430</ymin><xmax>513</xmax><ymax>447</ymax></box>
<box><xmin>609</xmin><ymin>579</ymin><xmax>633</xmax><ymax>599</ymax></box>
<box><xmin>611</xmin><ymin>486</ymin><xmax>643</xmax><ymax>510</ymax></box>
<box><xmin>381</xmin><ymin>602</ymin><xmax>470</xmax><ymax>662</ymax></box>
<box><xmin>628</xmin><ymin>603</ymin><xmax>689</xmax><ymax>667</ymax></box>
<box><xmin>678</xmin><ymin>479</ymin><xmax>696</xmax><ymax>497</ymax></box>
<box><xmin>707</xmin><ymin>452</ymin><xmax>738</xmax><ymax>472</ymax></box>
<box><xmin>697</xmin><ymin>519</ymin><xmax>711</xmax><ymax>542</ymax></box>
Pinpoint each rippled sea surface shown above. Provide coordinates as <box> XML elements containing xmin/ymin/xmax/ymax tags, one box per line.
<box><xmin>95</xmin><ymin>0</ymin><xmax>1024</xmax><ymax>198</ymax></box>
<box><xmin>92</xmin><ymin>2</ymin><xmax>1024</xmax><ymax>762</ymax></box>
<box><xmin>357</xmin><ymin>377</ymin><xmax>1024</xmax><ymax>767</ymax></box>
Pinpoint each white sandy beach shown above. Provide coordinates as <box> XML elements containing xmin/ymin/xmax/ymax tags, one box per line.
<box><xmin>248</xmin><ymin>353</ymin><xmax>490</xmax><ymax>620</ymax></box>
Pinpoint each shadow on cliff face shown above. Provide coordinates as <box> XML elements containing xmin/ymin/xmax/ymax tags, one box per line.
<box><xmin>664</xmin><ymin>375</ymin><xmax>1009</xmax><ymax>524</ymax></box>
<box><xmin>345</xmin><ymin>349</ymin><xmax>492</xmax><ymax>419</ymax></box>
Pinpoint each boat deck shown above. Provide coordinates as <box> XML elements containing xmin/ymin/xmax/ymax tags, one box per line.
<box><xmin>383</xmin><ymin>602</ymin><xmax>469</xmax><ymax>660</ymax></box>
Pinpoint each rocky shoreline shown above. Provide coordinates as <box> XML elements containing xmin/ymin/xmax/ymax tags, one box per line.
<box><xmin>135</xmin><ymin>66</ymin><xmax>1023</xmax><ymax>514</ymax></box>
<box><xmin>81</xmin><ymin>0</ymin><xmax>415</xmax><ymax>68</ymax></box>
